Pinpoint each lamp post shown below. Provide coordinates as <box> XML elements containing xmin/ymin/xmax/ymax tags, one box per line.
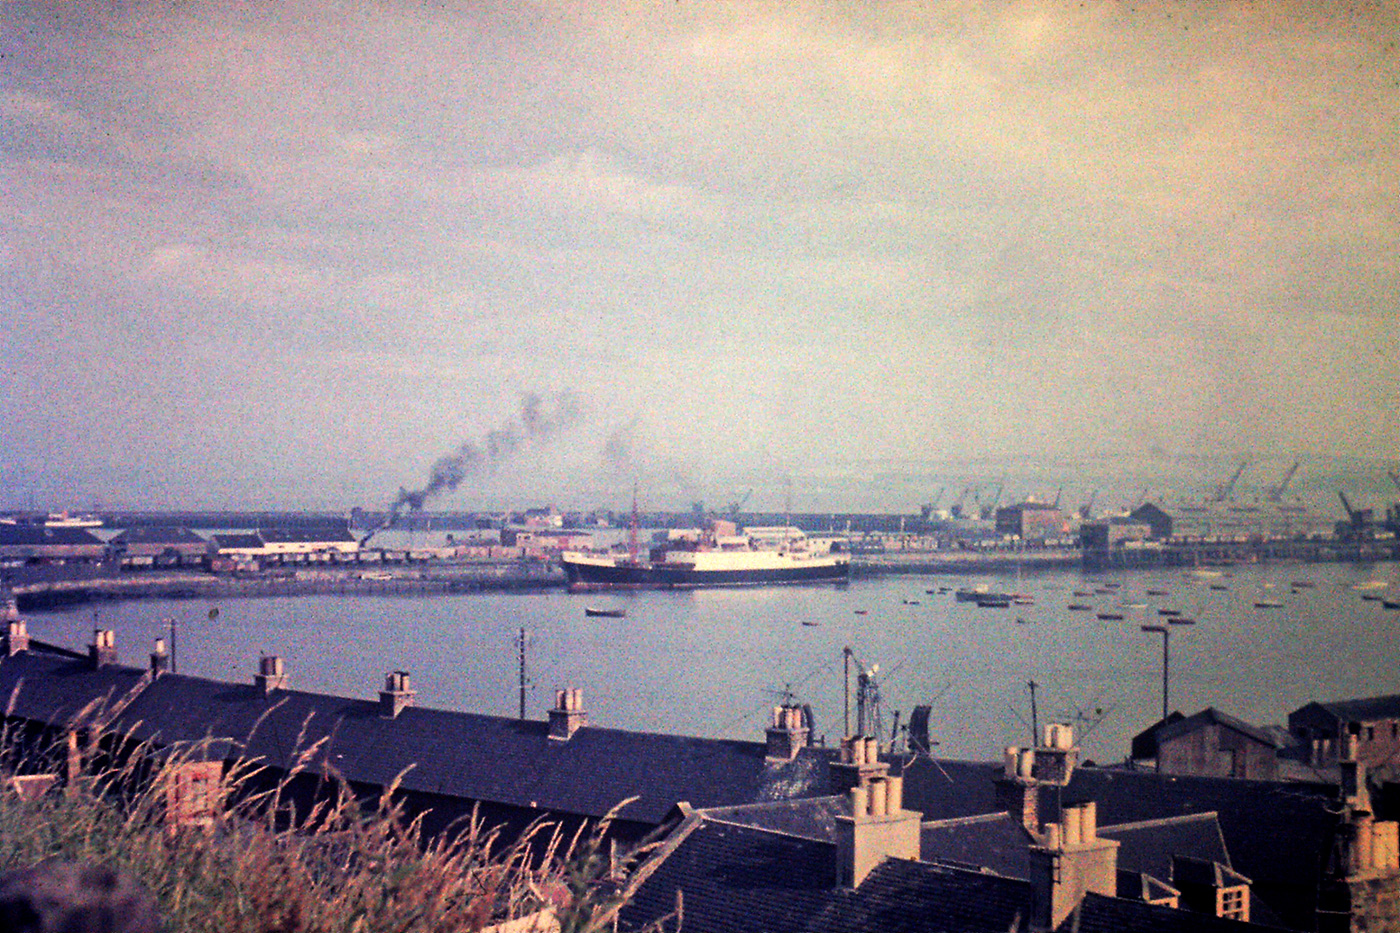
<box><xmin>1141</xmin><ymin>624</ymin><xmax>1170</xmax><ymax>723</ymax></box>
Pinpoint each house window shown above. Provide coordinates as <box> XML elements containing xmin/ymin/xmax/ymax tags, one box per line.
<box><xmin>1367</xmin><ymin>726</ymin><xmax>1376</xmax><ymax>742</ymax></box>
<box><xmin>1392</xmin><ymin>722</ymin><xmax>1397</xmax><ymax>739</ymax></box>
<box><xmin>1220</xmin><ymin>887</ymin><xmax>1248</xmax><ymax>921</ymax></box>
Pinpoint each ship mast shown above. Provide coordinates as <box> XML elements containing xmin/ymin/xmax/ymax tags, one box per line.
<box><xmin>628</xmin><ymin>483</ymin><xmax>639</xmax><ymax>563</ymax></box>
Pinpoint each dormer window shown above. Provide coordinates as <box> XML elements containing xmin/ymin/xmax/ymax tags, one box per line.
<box><xmin>1219</xmin><ymin>886</ymin><xmax>1248</xmax><ymax>921</ymax></box>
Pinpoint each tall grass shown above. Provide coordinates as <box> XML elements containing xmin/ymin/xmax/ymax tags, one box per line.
<box><xmin>0</xmin><ymin>724</ymin><xmax>667</xmax><ymax>933</ymax></box>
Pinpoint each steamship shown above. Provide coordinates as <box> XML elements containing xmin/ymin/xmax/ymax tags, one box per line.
<box><xmin>560</xmin><ymin>523</ymin><xmax>849</xmax><ymax>590</ymax></box>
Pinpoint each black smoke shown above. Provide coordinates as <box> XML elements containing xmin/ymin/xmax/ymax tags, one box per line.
<box><xmin>383</xmin><ymin>391</ymin><xmax>582</xmax><ymax>526</ymax></box>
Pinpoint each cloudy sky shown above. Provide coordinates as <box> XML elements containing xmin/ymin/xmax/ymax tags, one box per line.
<box><xmin>3</xmin><ymin>1</ymin><xmax>1397</xmax><ymax>513</ymax></box>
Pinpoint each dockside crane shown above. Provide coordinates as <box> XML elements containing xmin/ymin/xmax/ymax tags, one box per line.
<box><xmin>979</xmin><ymin>480</ymin><xmax>1005</xmax><ymax>520</ymax></box>
<box><xmin>919</xmin><ymin>486</ymin><xmax>946</xmax><ymax>522</ymax></box>
<box><xmin>1209</xmin><ymin>461</ymin><xmax>1251</xmax><ymax>504</ymax></box>
<box><xmin>1266</xmin><ymin>462</ymin><xmax>1301</xmax><ymax>503</ymax></box>
<box><xmin>1338</xmin><ymin>491</ymin><xmax>1375</xmax><ymax>541</ymax></box>
<box><xmin>1079</xmin><ymin>489</ymin><xmax>1098</xmax><ymax>520</ymax></box>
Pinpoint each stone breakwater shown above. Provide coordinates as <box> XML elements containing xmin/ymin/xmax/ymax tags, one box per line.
<box><xmin>11</xmin><ymin>562</ymin><xmax>566</xmax><ymax>609</ymax></box>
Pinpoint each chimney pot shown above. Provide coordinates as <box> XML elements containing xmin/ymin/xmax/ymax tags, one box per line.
<box><xmin>255</xmin><ymin>655</ymin><xmax>288</xmax><ymax>694</ymax></box>
<box><xmin>549</xmin><ymin>685</ymin><xmax>588</xmax><ymax>740</ymax></box>
<box><xmin>886</xmin><ymin>774</ymin><xmax>904</xmax><ymax>813</ymax></box>
<box><xmin>150</xmin><ymin>638</ymin><xmax>169</xmax><ymax>677</ymax></box>
<box><xmin>88</xmin><ymin>629</ymin><xmax>117</xmax><ymax>668</ymax></box>
<box><xmin>850</xmin><ymin>784</ymin><xmax>868</xmax><ymax>818</ymax></box>
<box><xmin>869</xmin><ymin>778</ymin><xmax>888</xmax><ymax>817</ymax></box>
<box><xmin>4</xmin><ymin>618</ymin><xmax>29</xmax><ymax>656</ymax></box>
<box><xmin>864</xmin><ymin>736</ymin><xmax>879</xmax><ymax>763</ymax></box>
<box><xmin>1064</xmin><ymin>806</ymin><xmax>1083</xmax><ymax>846</ymax></box>
<box><xmin>379</xmin><ymin>670</ymin><xmax>416</xmax><ymax>718</ymax></box>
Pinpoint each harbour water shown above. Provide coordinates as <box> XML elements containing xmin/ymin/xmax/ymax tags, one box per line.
<box><xmin>22</xmin><ymin>559</ymin><xmax>1400</xmax><ymax>765</ymax></box>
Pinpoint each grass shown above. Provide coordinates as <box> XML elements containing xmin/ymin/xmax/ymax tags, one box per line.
<box><xmin>0</xmin><ymin>722</ymin><xmax>667</xmax><ymax>933</ymax></box>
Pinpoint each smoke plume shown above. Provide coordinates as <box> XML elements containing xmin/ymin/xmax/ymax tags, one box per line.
<box><xmin>386</xmin><ymin>391</ymin><xmax>582</xmax><ymax>524</ymax></box>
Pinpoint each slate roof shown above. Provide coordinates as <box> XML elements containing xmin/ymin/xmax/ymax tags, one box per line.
<box><xmin>699</xmin><ymin>794</ymin><xmax>851</xmax><ymax>842</ymax></box>
<box><xmin>1100</xmin><ymin>812</ymin><xmax>1231</xmax><ymax>881</ymax></box>
<box><xmin>0</xmin><ymin>651</ymin><xmax>149</xmax><ymax>729</ymax></box>
<box><xmin>1157</xmin><ymin>708</ymin><xmax>1279</xmax><ymax>749</ymax></box>
<box><xmin>620</xmin><ymin>818</ymin><xmax>838</xmax><ymax>933</ymax></box>
<box><xmin>919</xmin><ymin>811</ymin><xmax>1032</xmax><ymax>876</ymax></box>
<box><xmin>898</xmin><ymin>755</ymin><xmax>1340</xmax><ymax>931</ymax></box>
<box><xmin>212</xmin><ymin>533</ymin><xmax>264</xmax><ymax>550</ymax></box>
<box><xmin>104</xmin><ymin>671</ymin><xmax>836</xmax><ymax>826</ymax></box>
<box><xmin>111</xmin><ymin>526</ymin><xmax>208</xmax><ymax>546</ymax></box>
<box><xmin>620</xmin><ymin>814</ymin><xmax>1290</xmax><ymax>933</ymax></box>
<box><xmin>1306</xmin><ymin>694</ymin><xmax>1400</xmax><ymax>723</ymax></box>
<box><xmin>258</xmin><ymin>527</ymin><xmax>356</xmax><ymax>544</ymax></box>
<box><xmin>0</xmin><ymin>525</ymin><xmax>106</xmax><ymax>547</ymax></box>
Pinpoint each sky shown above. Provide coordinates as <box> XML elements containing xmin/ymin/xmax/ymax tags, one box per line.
<box><xmin>2</xmin><ymin>1</ymin><xmax>1397</xmax><ymax>514</ymax></box>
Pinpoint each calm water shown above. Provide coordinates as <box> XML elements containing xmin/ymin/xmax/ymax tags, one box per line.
<box><xmin>25</xmin><ymin>560</ymin><xmax>1400</xmax><ymax>764</ymax></box>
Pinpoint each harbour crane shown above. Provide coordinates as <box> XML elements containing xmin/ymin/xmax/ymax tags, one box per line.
<box><xmin>1079</xmin><ymin>488</ymin><xmax>1098</xmax><ymax>520</ymax></box>
<box><xmin>725</xmin><ymin>489</ymin><xmax>752</xmax><ymax>517</ymax></box>
<box><xmin>1266</xmin><ymin>462</ymin><xmax>1301</xmax><ymax>503</ymax></box>
<box><xmin>1209</xmin><ymin>461</ymin><xmax>1251</xmax><ymax>504</ymax></box>
<box><xmin>919</xmin><ymin>487</ymin><xmax>946</xmax><ymax>521</ymax></box>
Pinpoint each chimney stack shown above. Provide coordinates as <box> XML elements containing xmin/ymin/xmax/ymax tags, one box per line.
<box><xmin>4</xmin><ymin>617</ymin><xmax>29</xmax><ymax>656</ymax></box>
<box><xmin>548</xmin><ymin>687</ymin><xmax>587</xmax><ymax>740</ymax></box>
<box><xmin>830</xmin><ymin>734</ymin><xmax>890</xmax><ymax>795</ymax></box>
<box><xmin>996</xmin><ymin>725</ymin><xmax>1077</xmax><ymax>834</ymax></box>
<box><xmin>835</xmin><ymin>774</ymin><xmax>921</xmax><ymax>887</ymax></box>
<box><xmin>1028</xmin><ymin>801</ymin><xmax>1120</xmax><ymax>932</ymax></box>
<box><xmin>88</xmin><ymin>629</ymin><xmax>117</xmax><ymax>668</ymax></box>
<box><xmin>255</xmin><ymin>655</ymin><xmax>287</xmax><ymax>694</ymax></box>
<box><xmin>379</xmin><ymin>670</ymin><xmax>416</xmax><ymax>719</ymax></box>
<box><xmin>150</xmin><ymin>637</ymin><xmax>170</xmax><ymax>677</ymax></box>
<box><xmin>765</xmin><ymin>704</ymin><xmax>810</xmax><ymax>762</ymax></box>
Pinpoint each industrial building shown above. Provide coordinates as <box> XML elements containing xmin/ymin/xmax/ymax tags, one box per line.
<box><xmin>994</xmin><ymin>501</ymin><xmax>1069</xmax><ymax>542</ymax></box>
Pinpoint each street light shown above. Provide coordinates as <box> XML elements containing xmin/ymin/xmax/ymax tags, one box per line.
<box><xmin>1141</xmin><ymin>624</ymin><xmax>1170</xmax><ymax>723</ymax></box>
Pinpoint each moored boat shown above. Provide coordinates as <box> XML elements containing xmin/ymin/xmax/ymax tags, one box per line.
<box><xmin>560</xmin><ymin>521</ymin><xmax>849</xmax><ymax>591</ymax></box>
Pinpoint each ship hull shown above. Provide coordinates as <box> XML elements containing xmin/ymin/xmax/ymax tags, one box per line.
<box><xmin>561</xmin><ymin>554</ymin><xmax>850</xmax><ymax>591</ymax></box>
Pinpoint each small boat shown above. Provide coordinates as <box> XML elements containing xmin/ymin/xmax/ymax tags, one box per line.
<box><xmin>1384</xmin><ymin>600</ymin><xmax>1400</xmax><ymax>610</ymax></box>
<box><xmin>1120</xmin><ymin>602</ymin><xmax>1147</xmax><ymax>610</ymax></box>
<box><xmin>1291</xmin><ymin>581</ymin><xmax>1315</xmax><ymax>589</ymax></box>
<box><xmin>1362</xmin><ymin>594</ymin><xmax>1384</xmax><ymax>602</ymax></box>
<box><xmin>1210</xmin><ymin>584</ymin><xmax>1229</xmax><ymax>591</ymax></box>
<box><xmin>801</xmin><ymin>621</ymin><xmax>820</xmax><ymax>627</ymax></box>
<box><xmin>1157</xmin><ymin>608</ymin><xmax>1181</xmax><ymax>616</ymax></box>
<box><xmin>584</xmin><ymin>607</ymin><xmax>626</xmax><ymax>618</ymax></box>
<box><xmin>1168</xmin><ymin>617</ymin><xmax>1196</xmax><ymax>625</ymax></box>
<box><xmin>1073</xmin><ymin>590</ymin><xmax>1093</xmax><ymax>598</ymax></box>
<box><xmin>977</xmin><ymin>597</ymin><xmax>1011</xmax><ymax>609</ymax></box>
<box><xmin>902</xmin><ymin>599</ymin><xmax>921</xmax><ymax>606</ymax></box>
<box><xmin>1015</xmin><ymin>617</ymin><xmax>1031</xmax><ymax>625</ymax></box>
<box><xmin>1067</xmin><ymin>604</ymin><xmax>1092</xmax><ymax>611</ymax></box>
<box><xmin>1146</xmin><ymin>589</ymin><xmax>1169</xmax><ymax>596</ymax></box>
<box><xmin>854</xmin><ymin>610</ymin><xmax>868</xmax><ymax>616</ymax></box>
<box><xmin>1012</xmin><ymin>594</ymin><xmax>1034</xmax><ymax>606</ymax></box>
<box><xmin>1254</xmin><ymin>600</ymin><xmax>1284</xmax><ymax>609</ymax></box>
<box><xmin>1097</xmin><ymin>612</ymin><xmax>1124</xmax><ymax>621</ymax></box>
